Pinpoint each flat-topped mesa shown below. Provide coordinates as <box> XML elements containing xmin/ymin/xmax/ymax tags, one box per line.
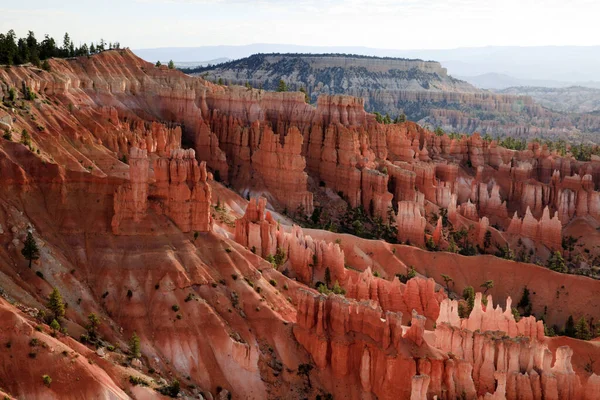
<box><xmin>111</xmin><ymin>147</ymin><xmax>150</xmax><ymax>233</ymax></box>
<box><xmin>397</xmin><ymin>201</ymin><xmax>427</xmax><ymax>246</ymax></box>
<box><xmin>150</xmin><ymin>148</ymin><xmax>212</xmax><ymax>232</ymax></box>
<box><xmin>251</xmin><ymin>125</ymin><xmax>314</xmax><ymax>214</ymax></box>
<box><xmin>506</xmin><ymin>206</ymin><xmax>562</xmax><ymax>250</ymax></box>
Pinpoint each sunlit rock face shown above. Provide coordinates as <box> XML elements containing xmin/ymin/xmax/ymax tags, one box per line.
<box><xmin>1</xmin><ymin>49</ymin><xmax>600</xmax><ymax>400</ymax></box>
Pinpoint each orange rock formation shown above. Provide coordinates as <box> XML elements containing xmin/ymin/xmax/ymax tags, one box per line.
<box><xmin>1</xmin><ymin>49</ymin><xmax>600</xmax><ymax>399</ymax></box>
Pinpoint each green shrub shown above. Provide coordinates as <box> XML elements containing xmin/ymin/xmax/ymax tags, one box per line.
<box><xmin>172</xmin><ymin>304</ymin><xmax>179</xmax><ymax>312</ymax></box>
<box><xmin>269</xmin><ymin>279</ymin><xmax>277</xmax><ymax>287</ymax></box>
<box><xmin>129</xmin><ymin>375</ymin><xmax>149</xmax><ymax>386</ymax></box>
<box><xmin>42</xmin><ymin>374</ymin><xmax>52</xmax><ymax>387</ymax></box>
<box><xmin>156</xmin><ymin>379</ymin><xmax>180</xmax><ymax>398</ymax></box>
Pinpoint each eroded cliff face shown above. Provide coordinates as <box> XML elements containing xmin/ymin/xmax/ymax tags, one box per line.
<box><xmin>1</xmin><ymin>50</ymin><xmax>600</xmax><ymax>400</ymax></box>
<box><xmin>191</xmin><ymin>53</ymin><xmax>600</xmax><ymax>141</ymax></box>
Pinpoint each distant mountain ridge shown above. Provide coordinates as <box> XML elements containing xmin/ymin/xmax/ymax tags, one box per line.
<box><xmin>189</xmin><ymin>52</ymin><xmax>480</xmax><ymax>115</ymax></box>
<box><xmin>190</xmin><ymin>52</ymin><xmax>600</xmax><ymax>141</ymax></box>
<box><xmin>458</xmin><ymin>72</ymin><xmax>600</xmax><ymax>90</ymax></box>
<box><xmin>132</xmin><ymin>44</ymin><xmax>600</xmax><ymax>82</ymax></box>
<box><xmin>497</xmin><ymin>86</ymin><xmax>600</xmax><ymax>114</ymax></box>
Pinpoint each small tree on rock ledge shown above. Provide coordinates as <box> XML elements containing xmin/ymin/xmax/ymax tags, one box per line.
<box><xmin>129</xmin><ymin>332</ymin><xmax>141</xmax><ymax>358</ymax></box>
<box><xmin>22</xmin><ymin>231</ymin><xmax>40</xmax><ymax>268</ymax></box>
<box><xmin>47</xmin><ymin>287</ymin><xmax>65</xmax><ymax>321</ymax></box>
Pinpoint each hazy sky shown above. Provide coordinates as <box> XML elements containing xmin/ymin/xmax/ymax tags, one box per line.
<box><xmin>2</xmin><ymin>0</ymin><xmax>599</xmax><ymax>50</ymax></box>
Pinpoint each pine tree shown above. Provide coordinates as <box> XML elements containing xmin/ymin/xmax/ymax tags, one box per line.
<box><xmin>575</xmin><ymin>317</ymin><xmax>592</xmax><ymax>340</ymax></box>
<box><xmin>21</xmin><ymin>231</ymin><xmax>40</xmax><ymax>268</ymax></box>
<box><xmin>483</xmin><ymin>230</ymin><xmax>492</xmax><ymax>249</ymax></box>
<box><xmin>50</xmin><ymin>319</ymin><xmax>60</xmax><ymax>334</ymax></box>
<box><xmin>441</xmin><ymin>274</ymin><xmax>453</xmax><ymax>294</ymax></box>
<box><xmin>277</xmin><ymin>79</ymin><xmax>287</xmax><ymax>92</ymax></box>
<box><xmin>462</xmin><ymin>286</ymin><xmax>475</xmax><ymax>314</ymax></box>
<box><xmin>480</xmin><ymin>280</ymin><xmax>494</xmax><ymax>294</ymax></box>
<box><xmin>155</xmin><ymin>60</ymin><xmax>161</xmax><ymax>67</ymax></box>
<box><xmin>517</xmin><ymin>286</ymin><xmax>532</xmax><ymax>316</ymax></box>
<box><xmin>297</xmin><ymin>363</ymin><xmax>314</xmax><ymax>388</ymax></box>
<box><xmin>47</xmin><ymin>287</ymin><xmax>65</xmax><ymax>321</ymax></box>
<box><xmin>547</xmin><ymin>251</ymin><xmax>567</xmax><ymax>273</ymax></box>
<box><xmin>168</xmin><ymin>60</ymin><xmax>175</xmax><ymax>69</ymax></box>
<box><xmin>129</xmin><ymin>332</ymin><xmax>141</xmax><ymax>358</ymax></box>
<box><xmin>87</xmin><ymin>313</ymin><xmax>101</xmax><ymax>339</ymax></box>
<box><xmin>448</xmin><ymin>236</ymin><xmax>458</xmax><ymax>253</ymax></box>
<box><xmin>564</xmin><ymin>315</ymin><xmax>576</xmax><ymax>337</ymax></box>
<box><xmin>324</xmin><ymin>267</ymin><xmax>331</xmax><ymax>288</ymax></box>
<box><xmin>62</xmin><ymin>33</ymin><xmax>71</xmax><ymax>57</ymax></box>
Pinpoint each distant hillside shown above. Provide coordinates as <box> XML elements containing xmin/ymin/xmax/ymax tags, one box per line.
<box><xmin>497</xmin><ymin>86</ymin><xmax>600</xmax><ymax>113</ymax></box>
<box><xmin>172</xmin><ymin>58</ymin><xmax>230</xmax><ymax>69</ymax></box>
<box><xmin>459</xmin><ymin>73</ymin><xmax>600</xmax><ymax>90</ymax></box>
<box><xmin>188</xmin><ymin>52</ymin><xmax>480</xmax><ymax>118</ymax></box>
<box><xmin>133</xmin><ymin>44</ymin><xmax>600</xmax><ymax>82</ymax></box>
<box><xmin>190</xmin><ymin>53</ymin><xmax>600</xmax><ymax>141</ymax></box>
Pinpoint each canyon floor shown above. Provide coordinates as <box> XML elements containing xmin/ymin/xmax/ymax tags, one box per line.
<box><xmin>0</xmin><ymin>49</ymin><xmax>600</xmax><ymax>399</ymax></box>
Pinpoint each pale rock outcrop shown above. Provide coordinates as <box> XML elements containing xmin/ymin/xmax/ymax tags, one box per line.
<box><xmin>397</xmin><ymin>201</ymin><xmax>426</xmax><ymax>246</ymax></box>
<box><xmin>151</xmin><ymin>149</ymin><xmax>212</xmax><ymax>232</ymax></box>
<box><xmin>251</xmin><ymin>126</ymin><xmax>314</xmax><ymax>214</ymax></box>
<box><xmin>507</xmin><ymin>206</ymin><xmax>562</xmax><ymax>250</ymax></box>
<box><xmin>234</xmin><ymin>197</ymin><xmax>278</xmax><ymax>258</ymax></box>
<box><xmin>112</xmin><ymin>147</ymin><xmax>149</xmax><ymax>233</ymax></box>
<box><xmin>293</xmin><ymin>290</ymin><xmax>444</xmax><ymax>400</ymax></box>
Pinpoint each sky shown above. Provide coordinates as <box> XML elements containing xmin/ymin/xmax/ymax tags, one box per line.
<box><xmin>1</xmin><ymin>0</ymin><xmax>600</xmax><ymax>50</ymax></box>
